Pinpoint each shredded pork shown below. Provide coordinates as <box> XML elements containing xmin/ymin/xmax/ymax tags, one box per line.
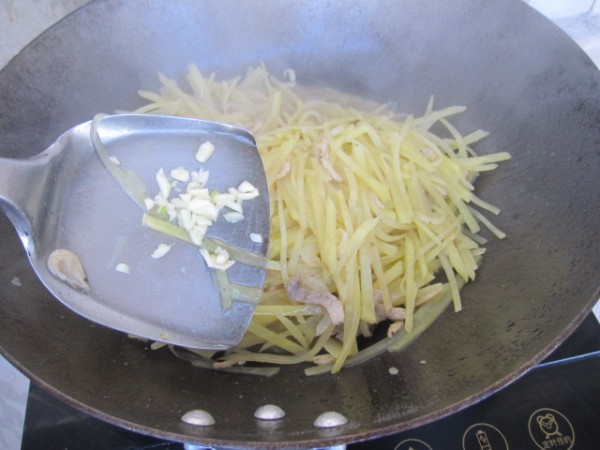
<box><xmin>286</xmin><ymin>276</ymin><xmax>344</xmax><ymax>325</ymax></box>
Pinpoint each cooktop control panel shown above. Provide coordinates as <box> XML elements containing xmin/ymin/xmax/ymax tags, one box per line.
<box><xmin>19</xmin><ymin>314</ymin><xmax>599</xmax><ymax>450</ymax></box>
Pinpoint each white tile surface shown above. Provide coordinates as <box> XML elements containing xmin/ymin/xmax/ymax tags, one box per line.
<box><xmin>527</xmin><ymin>0</ymin><xmax>595</xmax><ymax>19</ymax></box>
<box><xmin>0</xmin><ymin>357</ymin><xmax>29</xmax><ymax>450</ymax></box>
<box><xmin>0</xmin><ymin>0</ymin><xmax>89</xmax><ymax>68</ymax></box>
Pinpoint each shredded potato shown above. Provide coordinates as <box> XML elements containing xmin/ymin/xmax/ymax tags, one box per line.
<box><xmin>136</xmin><ymin>64</ymin><xmax>510</xmax><ymax>374</ymax></box>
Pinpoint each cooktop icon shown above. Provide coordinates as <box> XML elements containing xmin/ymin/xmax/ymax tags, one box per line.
<box><xmin>528</xmin><ymin>408</ymin><xmax>575</xmax><ymax>450</ymax></box>
<box><xmin>462</xmin><ymin>423</ymin><xmax>509</xmax><ymax>450</ymax></box>
<box><xmin>393</xmin><ymin>438</ymin><xmax>433</xmax><ymax>450</ymax></box>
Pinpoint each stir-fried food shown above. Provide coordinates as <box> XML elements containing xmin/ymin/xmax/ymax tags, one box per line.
<box><xmin>135</xmin><ymin>64</ymin><xmax>511</xmax><ymax>374</ymax></box>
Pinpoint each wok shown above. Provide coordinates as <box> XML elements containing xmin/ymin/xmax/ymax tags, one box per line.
<box><xmin>0</xmin><ymin>0</ymin><xmax>599</xmax><ymax>448</ymax></box>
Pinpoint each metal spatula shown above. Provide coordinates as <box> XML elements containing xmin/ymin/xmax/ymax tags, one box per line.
<box><xmin>0</xmin><ymin>114</ymin><xmax>269</xmax><ymax>349</ymax></box>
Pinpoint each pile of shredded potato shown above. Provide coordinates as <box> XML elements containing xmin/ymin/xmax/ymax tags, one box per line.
<box><xmin>136</xmin><ymin>64</ymin><xmax>510</xmax><ymax>374</ymax></box>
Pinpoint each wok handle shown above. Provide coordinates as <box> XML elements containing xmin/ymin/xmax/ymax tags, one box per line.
<box><xmin>0</xmin><ymin>156</ymin><xmax>48</xmax><ymax>252</ymax></box>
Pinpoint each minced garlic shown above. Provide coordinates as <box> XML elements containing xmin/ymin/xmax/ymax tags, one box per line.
<box><xmin>195</xmin><ymin>141</ymin><xmax>215</xmax><ymax>163</ymax></box>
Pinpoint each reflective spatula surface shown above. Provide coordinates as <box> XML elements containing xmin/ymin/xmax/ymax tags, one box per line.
<box><xmin>0</xmin><ymin>114</ymin><xmax>269</xmax><ymax>349</ymax></box>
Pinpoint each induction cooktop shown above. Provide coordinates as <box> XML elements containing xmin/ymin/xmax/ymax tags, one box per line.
<box><xmin>19</xmin><ymin>313</ymin><xmax>600</xmax><ymax>450</ymax></box>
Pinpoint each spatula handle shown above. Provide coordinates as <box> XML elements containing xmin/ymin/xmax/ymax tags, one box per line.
<box><xmin>0</xmin><ymin>156</ymin><xmax>47</xmax><ymax>252</ymax></box>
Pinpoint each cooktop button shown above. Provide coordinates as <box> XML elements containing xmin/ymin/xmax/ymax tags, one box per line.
<box><xmin>393</xmin><ymin>438</ymin><xmax>433</xmax><ymax>450</ymax></box>
<box><xmin>528</xmin><ymin>407</ymin><xmax>575</xmax><ymax>450</ymax></box>
<box><xmin>462</xmin><ymin>423</ymin><xmax>509</xmax><ymax>450</ymax></box>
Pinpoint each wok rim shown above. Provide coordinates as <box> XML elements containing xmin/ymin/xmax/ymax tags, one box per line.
<box><xmin>2</xmin><ymin>293</ymin><xmax>597</xmax><ymax>448</ymax></box>
<box><xmin>1</xmin><ymin>0</ymin><xmax>599</xmax><ymax>448</ymax></box>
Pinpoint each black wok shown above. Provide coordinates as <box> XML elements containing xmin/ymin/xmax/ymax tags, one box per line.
<box><xmin>0</xmin><ymin>0</ymin><xmax>599</xmax><ymax>448</ymax></box>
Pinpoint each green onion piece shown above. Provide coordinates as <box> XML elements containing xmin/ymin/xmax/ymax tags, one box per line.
<box><xmin>90</xmin><ymin>114</ymin><xmax>147</xmax><ymax>209</ymax></box>
<box><xmin>142</xmin><ymin>214</ymin><xmax>274</xmax><ymax>271</ymax></box>
<box><xmin>142</xmin><ymin>214</ymin><xmax>193</xmax><ymax>243</ymax></box>
<box><xmin>144</xmin><ymin>213</ymin><xmax>263</xmax><ymax>306</ymax></box>
<box><xmin>213</xmin><ymin>269</ymin><xmax>263</xmax><ymax>306</ymax></box>
<box><xmin>213</xmin><ymin>269</ymin><xmax>233</xmax><ymax>311</ymax></box>
<box><xmin>230</xmin><ymin>285</ymin><xmax>263</xmax><ymax>304</ymax></box>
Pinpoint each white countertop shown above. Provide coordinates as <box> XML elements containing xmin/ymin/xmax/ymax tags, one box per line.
<box><xmin>0</xmin><ymin>2</ymin><xmax>599</xmax><ymax>450</ymax></box>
